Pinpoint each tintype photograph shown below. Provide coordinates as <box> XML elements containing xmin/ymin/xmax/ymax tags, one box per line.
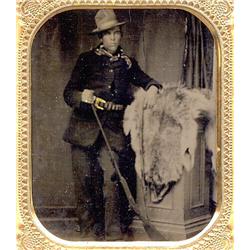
<box><xmin>31</xmin><ymin>8</ymin><xmax>217</xmax><ymax>242</ymax></box>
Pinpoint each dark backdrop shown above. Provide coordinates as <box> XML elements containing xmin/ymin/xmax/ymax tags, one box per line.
<box><xmin>31</xmin><ymin>9</ymin><xmax>213</xmax><ymax>210</ymax></box>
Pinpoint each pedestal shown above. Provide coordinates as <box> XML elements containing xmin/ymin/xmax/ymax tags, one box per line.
<box><xmin>132</xmin><ymin>119</ymin><xmax>212</xmax><ymax>240</ymax></box>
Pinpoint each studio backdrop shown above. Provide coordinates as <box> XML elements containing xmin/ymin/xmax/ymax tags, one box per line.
<box><xmin>31</xmin><ymin>9</ymin><xmax>214</xmax><ymax>236</ymax></box>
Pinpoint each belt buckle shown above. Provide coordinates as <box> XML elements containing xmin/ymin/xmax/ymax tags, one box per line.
<box><xmin>94</xmin><ymin>97</ymin><xmax>106</xmax><ymax>110</ymax></box>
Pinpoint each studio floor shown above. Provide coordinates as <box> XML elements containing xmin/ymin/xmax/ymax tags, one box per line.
<box><xmin>40</xmin><ymin>218</ymin><xmax>151</xmax><ymax>242</ymax></box>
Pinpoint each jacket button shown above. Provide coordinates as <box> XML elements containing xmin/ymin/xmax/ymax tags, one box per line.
<box><xmin>109</xmin><ymin>69</ymin><xmax>113</xmax><ymax>73</ymax></box>
<box><xmin>108</xmin><ymin>86</ymin><xmax>111</xmax><ymax>89</ymax></box>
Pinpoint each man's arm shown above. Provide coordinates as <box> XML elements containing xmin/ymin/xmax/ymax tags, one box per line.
<box><xmin>63</xmin><ymin>53</ymin><xmax>108</xmax><ymax>111</ymax></box>
<box><xmin>63</xmin><ymin>53</ymin><xmax>87</xmax><ymax>108</ymax></box>
<box><xmin>129</xmin><ymin>58</ymin><xmax>162</xmax><ymax>91</ymax></box>
<box><xmin>129</xmin><ymin>58</ymin><xmax>162</xmax><ymax>108</ymax></box>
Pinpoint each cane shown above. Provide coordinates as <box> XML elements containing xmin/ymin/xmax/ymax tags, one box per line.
<box><xmin>91</xmin><ymin>104</ymin><xmax>167</xmax><ymax>241</ymax></box>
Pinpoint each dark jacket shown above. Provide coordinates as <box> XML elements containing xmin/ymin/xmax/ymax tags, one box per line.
<box><xmin>63</xmin><ymin>45</ymin><xmax>161</xmax><ymax>147</ymax></box>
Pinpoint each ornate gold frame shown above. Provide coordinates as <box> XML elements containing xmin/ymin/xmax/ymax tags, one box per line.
<box><xmin>16</xmin><ymin>0</ymin><xmax>233</xmax><ymax>249</ymax></box>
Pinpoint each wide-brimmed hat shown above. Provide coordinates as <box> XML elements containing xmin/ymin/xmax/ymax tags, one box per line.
<box><xmin>90</xmin><ymin>9</ymin><xmax>127</xmax><ymax>35</ymax></box>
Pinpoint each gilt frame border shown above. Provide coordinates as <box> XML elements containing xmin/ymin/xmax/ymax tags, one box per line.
<box><xmin>16</xmin><ymin>0</ymin><xmax>233</xmax><ymax>249</ymax></box>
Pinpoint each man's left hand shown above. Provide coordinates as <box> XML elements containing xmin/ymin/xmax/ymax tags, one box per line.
<box><xmin>144</xmin><ymin>85</ymin><xmax>159</xmax><ymax>109</ymax></box>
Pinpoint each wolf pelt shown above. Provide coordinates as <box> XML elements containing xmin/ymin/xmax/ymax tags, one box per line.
<box><xmin>123</xmin><ymin>84</ymin><xmax>215</xmax><ymax>201</ymax></box>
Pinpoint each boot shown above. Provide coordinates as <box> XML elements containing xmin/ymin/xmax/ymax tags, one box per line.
<box><xmin>75</xmin><ymin>210</ymin><xmax>95</xmax><ymax>235</ymax></box>
<box><xmin>93</xmin><ymin>222</ymin><xmax>105</xmax><ymax>240</ymax></box>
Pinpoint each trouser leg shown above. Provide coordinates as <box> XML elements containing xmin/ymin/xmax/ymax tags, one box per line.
<box><xmin>93</xmin><ymin>128</ymin><xmax>136</xmax><ymax>239</ymax></box>
<box><xmin>71</xmin><ymin>145</ymin><xmax>95</xmax><ymax>232</ymax></box>
<box><xmin>98</xmin><ymin>146</ymin><xmax>122</xmax><ymax>238</ymax></box>
<box><xmin>90</xmin><ymin>151</ymin><xmax>105</xmax><ymax>238</ymax></box>
<box><xmin>117</xmin><ymin>144</ymin><xmax>136</xmax><ymax>233</ymax></box>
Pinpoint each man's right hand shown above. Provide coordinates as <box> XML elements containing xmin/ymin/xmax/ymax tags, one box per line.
<box><xmin>81</xmin><ymin>89</ymin><xmax>96</xmax><ymax>104</ymax></box>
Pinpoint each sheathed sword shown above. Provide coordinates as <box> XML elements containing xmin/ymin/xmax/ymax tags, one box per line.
<box><xmin>91</xmin><ymin>104</ymin><xmax>167</xmax><ymax>241</ymax></box>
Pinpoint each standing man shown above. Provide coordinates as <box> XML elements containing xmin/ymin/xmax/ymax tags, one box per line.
<box><xmin>63</xmin><ymin>9</ymin><xmax>162</xmax><ymax>240</ymax></box>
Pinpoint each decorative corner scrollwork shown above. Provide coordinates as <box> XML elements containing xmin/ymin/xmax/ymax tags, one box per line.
<box><xmin>16</xmin><ymin>0</ymin><xmax>41</xmax><ymax>26</ymax></box>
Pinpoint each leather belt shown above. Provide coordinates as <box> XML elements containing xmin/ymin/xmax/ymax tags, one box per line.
<box><xmin>94</xmin><ymin>97</ymin><xmax>124</xmax><ymax>111</ymax></box>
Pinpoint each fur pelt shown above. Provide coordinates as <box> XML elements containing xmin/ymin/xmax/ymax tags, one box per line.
<box><xmin>123</xmin><ymin>84</ymin><xmax>215</xmax><ymax>202</ymax></box>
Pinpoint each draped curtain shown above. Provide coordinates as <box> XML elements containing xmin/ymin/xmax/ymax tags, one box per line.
<box><xmin>181</xmin><ymin>14</ymin><xmax>214</xmax><ymax>89</ymax></box>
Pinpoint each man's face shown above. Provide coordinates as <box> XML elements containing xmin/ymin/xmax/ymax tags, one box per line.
<box><xmin>101</xmin><ymin>26</ymin><xmax>122</xmax><ymax>54</ymax></box>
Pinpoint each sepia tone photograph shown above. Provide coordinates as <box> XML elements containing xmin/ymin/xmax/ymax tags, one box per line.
<box><xmin>31</xmin><ymin>8</ymin><xmax>217</xmax><ymax>242</ymax></box>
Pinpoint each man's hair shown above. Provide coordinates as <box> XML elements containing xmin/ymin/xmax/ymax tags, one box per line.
<box><xmin>97</xmin><ymin>26</ymin><xmax>123</xmax><ymax>39</ymax></box>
